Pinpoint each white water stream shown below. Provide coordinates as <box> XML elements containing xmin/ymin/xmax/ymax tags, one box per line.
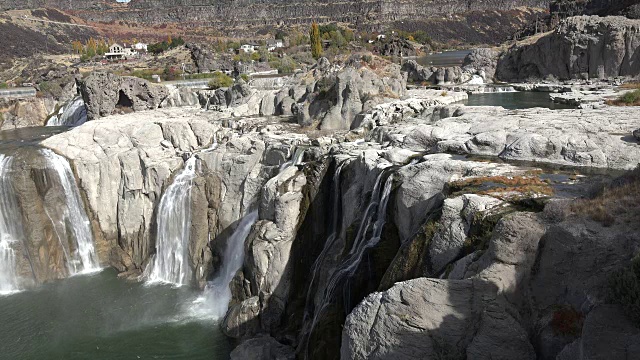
<box><xmin>0</xmin><ymin>155</ymin><xmax>23</xmax><ymax>294</ymax></box>
<box><xmin>146</xmin><ymin>157</ymin><xmax>199</xmax><ymax>286</ymax></box>
<box><xmin>41</xmin><ymin>149</ymin><xmax>100</xmax><ymax>274</ymax></box>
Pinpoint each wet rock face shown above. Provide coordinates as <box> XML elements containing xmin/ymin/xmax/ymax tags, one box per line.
<box><xmin>77</xmin><ymin>72</ymin><xmax>169</xmax><ymax>120</ymax></box>
<box><xmin>496</xmin><ymin>16</ymin><xmax>640</xmax><ymax>81</ymax></box>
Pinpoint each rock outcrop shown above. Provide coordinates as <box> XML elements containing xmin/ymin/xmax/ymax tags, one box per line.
<box><xmin>77</xmin><ymin>72</ymin><xmax>169</xmax><ymax>120</ymax></box>
<box><xmin>272</xmin><ymin>57</ymin><xmax>407</xmax><ymax>130</ymax></box>
<box><xmin>368</xmin><ymin>104</ymin><xmax>640</xmax><ymax>170</ymax></box>
<box><xmin>496</xmin><ymin>16</ymin><xmax>640</xmax><ymax>81</ymax></box>
<box><xmin>0</xmin><ymin>97</ymin><xmax>57</xmax><ymax>129</ymax></box>
<box><xmin>341</xmin><ymin>278</ymin><xmax>535</xmax><ymax>360</ymax></box>
<box><xmin>402</xmin><ymin>48</ymin><xmax>498</xmax><ymax>85</ymax></box>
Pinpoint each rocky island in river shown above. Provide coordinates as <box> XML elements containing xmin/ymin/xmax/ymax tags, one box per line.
<box><xmin>0</xmin><ymin>0</ymin><xmax>639</xmax><ymax>359</ymax></box>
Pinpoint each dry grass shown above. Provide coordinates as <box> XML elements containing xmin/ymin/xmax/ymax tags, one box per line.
<box><xmin>449</xmin><ymin>175</ymin><xmax>554</xmax><ymax>199</ymax></box>
<box><xmin>571</xmin><ymin>167</ymin><xmax>640</xmax><ymax>227</ymax></box>
<box><xmin>620</xmin><ymin>82</ymin><xmax>640</xmax><ymax>90</ymax></box>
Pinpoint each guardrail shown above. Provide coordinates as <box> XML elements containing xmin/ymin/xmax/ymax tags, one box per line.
<box><xmin>0</xmin><ymin>87</ymin><xmax>37</xmax><ymax>98</ymax></box>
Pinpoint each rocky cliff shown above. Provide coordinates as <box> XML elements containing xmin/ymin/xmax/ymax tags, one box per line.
<box><xmin>496</xmin><ymin>16</ymin><xmax>640</xmax><ymax>81</ymax></box>
<box><xmin>0</xmin><ymin>0</ymin><xmax>549</xmax><ymax>42</ymax></box>
<box><xmin>551</xmin><ymin>0</ymin><xmax>640</xmax><ymax>19</ymax></box>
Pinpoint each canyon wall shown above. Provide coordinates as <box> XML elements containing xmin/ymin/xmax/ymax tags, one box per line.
<box><xmin>0</xmin><ymin>0</ymin><xmax>550</xmax><ymax>33</ymax></box>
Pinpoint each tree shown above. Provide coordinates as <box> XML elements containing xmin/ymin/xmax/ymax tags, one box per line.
<box><xmin>208</xmin><ymin>72</ymin><xmax>234</xmax><ymax>89</ymax></box>
<box><xmin>310</xmin><ymin>21</ymin><xmax>323</xmax><ymax>59</ymax></box>
<box><xmin>72</xmin><ymin>40</ymin><xmax>83</xmax><ymax>54</ymax></box>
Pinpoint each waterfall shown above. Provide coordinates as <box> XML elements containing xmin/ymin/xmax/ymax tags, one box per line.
<box><xmin>0</xmin><ymin>155</ymin><xmax>24</xmax><ymax>294</ymax></box>
<box><xmin>146</xmin><ymin>157</ymin><xmax>199</xmax><ymax>286</ymax></box>
<box><xmin>191</xmin><ymin>211</ymin><xmax>258</xmax><ymax>319</ymax></box>
<box><xmin>279</xmin><ymin>147</ymin><xmax>305</xmax><ymax>172</ymax></box>
<box><xmin>46</xmin><ymin>96</ymin><xmax>88</xmax><ymax>127</ymax></box>
<box><xmin>41</xmin><ymin>149</ymin><xmax>100</xmax><ymax>274</ymax></box>
<box><xmin>304</xmin><ymin>171</ymin><xmax>394</xmax><ymax>354</ymax></box>
<box><xmin>302</xmin><ymin>160</ymin><xmax>346</xmax><ymax>323</ymax></box>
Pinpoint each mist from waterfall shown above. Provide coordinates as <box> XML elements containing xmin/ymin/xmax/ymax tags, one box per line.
<box><xmin>0</xmin><ymin>155</ymin><xmax>24</xmax><ymax>294</ymax></box>
<box><xmin>191</xmin><ymin>210</ymin><xmax>258</xmax><ymax>320</ymax></box>
<box><xmin>46</xmin><ymin>96</ymin><xmax>88</xmax><ymax>127</ymax></box>
<box><xmin>146</xmin><ymin>157</ymin><xmax>199</xmax><ymax>286</ymax></box>
<box><xmin>41</xmin><ymin>149</ymin><xmax>100</xmax><ymax>274</ymax></box>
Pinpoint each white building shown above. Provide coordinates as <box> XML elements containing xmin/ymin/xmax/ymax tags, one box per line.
<box><xmin>105</xmin><ymin>43</ymin><xmax>137</xmax><ymax>61</ymax></box>
<box><xmin>266</xmin><ymin>39</ymin><xmax>284</xmax><ymax>52</ymax></box>
<box><xmin>240</xmin><ymin>43</ymin><xmax>259</xmax><ymax>53</ymax></box>
<box><xmin>133</xmin><ymin>43</ymin><xmax>148</xmax><ymax>52</ymax></box>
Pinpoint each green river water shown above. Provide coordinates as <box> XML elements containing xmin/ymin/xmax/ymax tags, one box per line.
<box><xmin>0</xmin><ymin>268</ymin><xmax>231</xmax><ymax>360</ymax></box>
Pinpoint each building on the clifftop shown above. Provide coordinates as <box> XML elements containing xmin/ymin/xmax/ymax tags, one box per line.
<box><xmin>132</xmin><ymin>43</ymin><xmax>148</xmax><ymax>52</ymax></box>
<box><xmin>240</xmin><ymin>43</ymin><xmax>259</xmax><ymax>53</ymax></box>
<box><xmin>266</xmin><ymin>39</ymin><xmax>284</xmax><ymax>52</ymax></box>
<box><xmin>105</xmin><ymin>43</ymin><xmax>137</xmax><ymax>61</ymax></box>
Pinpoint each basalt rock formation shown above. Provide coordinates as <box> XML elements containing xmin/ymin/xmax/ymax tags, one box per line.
<box><xmin>403</xmin><ymin>48</ymin><xmax>499</xmax><ymax>84</ymax></box>
<box><xmin>0</xmin><ymin>0</ymin><xmax>549</xmax><ymax>43</ymax></box>
<box><xmin>77</xmin><ymin>72</ymin><xmax>169</xmax><ymax>120</ymax></box>
<box><xmin>550</xmin><ymin>0</ymin><xmax>640</xmax><ymax>19</ymax></box>
<box><xmin>496</xmin><ymin>16</ymin><xmax>640</xmax><ymax>82</ymax></box>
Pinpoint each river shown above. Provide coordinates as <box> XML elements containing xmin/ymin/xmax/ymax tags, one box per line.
<box><xmin>0</xmin><ymin>268</ymin><xmax>231</xmax><ymax>359</ymax></box>
<box><xmin>462</xmin><ymin>91</ymin><xmax>575</xmax><ymax>109</ymax></box>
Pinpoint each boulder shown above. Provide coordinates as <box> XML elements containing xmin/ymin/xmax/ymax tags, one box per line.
<box><xmin>341</xmin><ymin>278</ymin><xmax>535</xmax><ymax>360</ymax></box>
<box><xmin>401</xmin><ymin>60</ymin><xmax>434</xmax><ymax>83</ymax></box>
<box><xmin>77</xmin><ymin>72</ymin><xmax>169</xmax><ymax>120</ymax></box>
<box><xmin>230</xmin><ymin>336</ymin><xmax>295</xmax><ymax>360</ymax></box>
<box><xmin>462</xmin><ymin>48</ymin><xmax>499</xmax><ymax>82</ymax></box>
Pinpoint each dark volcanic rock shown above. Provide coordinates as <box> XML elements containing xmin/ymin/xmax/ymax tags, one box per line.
<box><xmin>77</xmin><ymin>72</ymin><xmax>169</xmax><ymax>120</ymax></box>
<box><xmin>376</xmin><ymin>38</ymin><xmax>418</xmax><ymax>57</ymax></box>
<box><xmin>496</xmin><ymin>16</ymin><xmax>640</xmax><ymax>82</ymax></box>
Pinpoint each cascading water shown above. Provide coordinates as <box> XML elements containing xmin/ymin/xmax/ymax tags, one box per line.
<box><xmin>0</xmin><ymin>155</ymin><xmax>24</xmax><ymax>294</ymax></box>
<box><xmin>46</xmin><ymin>96</ymin><xmax>88</xmax><ymax>127</ymax></box>
<box><xmin>279</xmin><ymin>147</ymin><xmax>305</xmax><ymax>172</ymax></box>
<box><xmin>302</xmin><ymin>160</ymin><xmax>346</xmax><ymax>323</ymax></box>
<box><xmin>304</xmin><ymin>170</ymin><xmax>394</xmax><ymax>354</ymax></box>
<box><xmin>146</xmin><ymin>157</ymin><xmax>199</xmax><ymax>286</ymax></box>
<box><xmin>191</xmin><ymin>211</ymin><xmax>259</xmax><ymax>319</ymax></box>
<box><xmin>41</xmin><ymin>149</ymin><xmax>100</xmax><ymax>274</ymax></box>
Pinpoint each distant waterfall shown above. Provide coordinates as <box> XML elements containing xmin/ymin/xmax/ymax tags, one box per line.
<box><xmin>41</xmin><ymin>149</ymin><xmax>100</xmax><ymax>274</ymax></box>
<box><xmin>192</xmin><ymin>211</ymin><xmax>258</xmax><ymax>319</ymax></box>
<box><xmin>0</xmin><ymin>155</ymin><xmax>24</xmax><ymax>294</ymax></box>
<box><xmin>46</xmin><ymin>96</ymin><xmax>88</xmax><ymax>127</ymax></box>
<box><xmin>146</xmin><ymin>157</ymin><xmax>199</xmax><ymax>286</ymax></box>
<box><xmin>304</xmin><ymin>170</ymin><xmax>394</xmax><ymax>351</ymax></box>
<box><xmin>279</xmin><ymin>147</ymin><xmax>305</xmax><ymax>172</ymax></box>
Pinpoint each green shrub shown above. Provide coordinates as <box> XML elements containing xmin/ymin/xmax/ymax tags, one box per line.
<box><xmin>620</xmin><ymin>89</ymin><xmax>640</xmax><ymax>104</ymax></box>
<box><xmin>208</xmin><ymin>72</ymin><xmax>233</xmax><ymax>89</ymax></box>
<box><xmin>240</xmin><ymin>74</ymin><xmax>249</xmax><ymax>82</ymax></box>
<box><xmin>609</xmin><ymin>256</ymin><xmax>640</xmax><ymax>326</ymax></box>
<box><xmin>0</xmin><ymin>82</ymin><xmax>8</xmax><ymax>89</ymax></box>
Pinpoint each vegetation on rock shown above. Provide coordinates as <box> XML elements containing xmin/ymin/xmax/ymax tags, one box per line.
<box><xmin>208</xmin><ymin>72</ymin><xmax>234</xmax><ymax>89</ymax></box>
